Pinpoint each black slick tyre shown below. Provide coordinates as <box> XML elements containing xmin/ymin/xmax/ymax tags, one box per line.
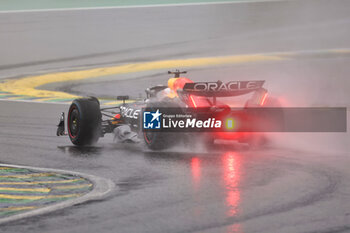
<box><xmin>67</xmin><ymin>98</ymin><xmax>101</xmax><ymax>146</ymax></box>
<box><xmin>143</xmin><ymin>100</ymin><xmax>179</xmax><ymax>150</ymax></box>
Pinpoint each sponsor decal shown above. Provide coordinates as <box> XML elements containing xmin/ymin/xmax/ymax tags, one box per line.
<box><xmin>142</xmin><ymin>107</ymin><xmax>346</xmax><ymax>132</ymax></box>
<box><xmin>143</xmin><ymin>109</ymin><xmax>162</xmax><ymax>129</ymax></box>
<box><xmin>120</xmin><ymin>106</ymin><xmax>140</xmax><ymax>119</ymax></box>
<box><xmin>163</xmin><ymin>118</ymin><xmax>221</xmax><ymax>128</ymax></box>
<box><xmin>184</xmin><ymin>81</ymin><xmax>265</xmax><ymax>92</ymax></box>
<box><xmin>143</xmin><ymin>108</ymin><xmax>223</xmax><ymax>131</ymax></box>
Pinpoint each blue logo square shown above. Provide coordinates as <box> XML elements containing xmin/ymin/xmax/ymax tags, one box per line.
<box><xmin>143</xmin><ymin>109</ymin><xmax>162</xmax><ymax>129</ymax></box>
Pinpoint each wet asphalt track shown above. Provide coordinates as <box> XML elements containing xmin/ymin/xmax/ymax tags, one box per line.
<box><xmin>1</xmin><ymin>0</ymin><xmax>350</xmax><ymax>232</ymax></box>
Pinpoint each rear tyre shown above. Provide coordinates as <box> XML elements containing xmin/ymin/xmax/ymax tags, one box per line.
<box><xmin>143</xmin><ymin>100</ymin><xmax>179</xmax><ymax>150</ymax></box>
<box><xmin>68</xmin><ymin>98</ymin><xmax>101</xmax><ymax>146</ymax></box>
<box><xmin>143</xmin><ymin>131</ymin><xmax>175</xmax><ymax>150</ymax></box>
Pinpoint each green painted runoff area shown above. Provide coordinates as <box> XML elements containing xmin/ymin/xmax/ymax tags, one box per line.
<box><xmin>0</xmin><ymin>166</ymin><xmax>92</xmax><ymax>218</ymax></box>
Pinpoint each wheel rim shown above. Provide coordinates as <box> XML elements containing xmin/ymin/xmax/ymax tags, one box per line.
<box><xmin>143</xmin><ymin>132</ymin><xmax>154</xmax><ymax>144</ymax></box>
<box><xmin>68</xmin><ymin>106</ymin><xmax>79</xmax><ymax>138</ymax></box>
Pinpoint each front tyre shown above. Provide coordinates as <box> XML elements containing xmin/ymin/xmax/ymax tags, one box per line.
<box><xmin>68</xmin><ymin>98</ymin><xmax>101</xmax><ymax>146</ymax></box>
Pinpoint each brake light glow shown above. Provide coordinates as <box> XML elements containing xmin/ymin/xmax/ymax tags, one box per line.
<box><xmin>260</xmin><ymin>93</ymin><xmax>268</xmax><ymax>106</ymax></box>
<box><xmin>190</xmin><ymin>95</ymin><xmax>197</xmax><ymax>108</ymax></box>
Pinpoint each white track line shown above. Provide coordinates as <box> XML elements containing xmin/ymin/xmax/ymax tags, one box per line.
<box><xmin>0</xmin><ymin>163</ymin><xmax>116</xmax><ymax>225</ymax></box>
<box><xmin>0</xmin><ymin>0</ymin><xmax>287</xmax><ymax>14</ymax></box>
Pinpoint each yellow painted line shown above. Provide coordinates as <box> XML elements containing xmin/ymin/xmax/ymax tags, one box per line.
<box><xmin>44</xmin><ymin>193</ymin><xmax>82</xmax><ymax>199</ymax></box>
<box><xmin>6</xmin><ymin>96</ymin><xmax>27</xmax><ymax>100</ymax></box>
<box><xmin>0</xmin><ymin>54</ymin><xmax>282</xmax><ymax>99</ymax></box>
<box><xmin>102</xmin><ymin>100</ymin><xmax>135</xmax><ymax>106</ymax></box>
<box><xmin>0</xmin><ymin>178</ymin><xmax>84</xmax><ymax>185</ymax></box>
<box><xmin>32</xmin><ymin>97</ymin><xmax>62</xmax><ymax>102</ymax></box>
<box><xmin>101</xmin><ymin>101</ymin><xmax>121</xmax><ymax>106</ymax></box>
<box><xmin>0</xmin><ymin>187</ymin><xmax>50</xmax><ymax>193</ymax></box>
<box><xmin>0</xmin><ymin>206</ymin><xmax>36</xmax><ymax>211</ymax></box>
<box><xmin>0</xmin><ymin>167</ymin><xmax>13</xmax><ymax>170</ymax></box>
<box><xmin>53</xmin><ymin>183</ymin><xmax>92</xmax><ymax>190</ymax></box>
<box><xmin>0</xmin><ymin>193</ymin><xmax>81</xmax><ymax>200</ymax></box>
<box><xmin>333</xmin><ymin>49</ymin><xmax>350</xmax><ymax>54</ymax></box>
<box><xmin>31</xmin><ymin>98</ymin><xmax>52</xmax><ymax>102</ymax></box>
<box><xmin>0</xmin><ymin>173</ymin><xmax>54</xmax><ymax>178</ymax></box>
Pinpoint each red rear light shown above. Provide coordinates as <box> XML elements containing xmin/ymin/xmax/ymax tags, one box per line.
<box><xmin>260</xmin><ymin>93</ymin><xmax>268</xmax><ymax>106</ymax></box>
<box><xmin>216</xmin><ymin>132</ymin><xmax>247</xmax><ymax>140</ymax></box>
<box><xmin>190</xmin><ymin>95</ymin><xmax>197</xmax><ymax>108</ymax></box>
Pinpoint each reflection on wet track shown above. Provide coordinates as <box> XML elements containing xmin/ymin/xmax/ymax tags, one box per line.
<box><xmin>222</xmin><ymin>152</ymin><xmax>241</xmax><ymax>218</ymax></box>
<box><xmin>190</xmin><ymin>152</ymin><xmax>243</xmax><ymax>233</ymax></box>
<box><xmin>190</xmin><ymin>157</ymin><xmax>201</xmax><ymax>189</ymax></box>
<box><xmin>52</xmin><ymin>141</ymin><xmax>349</xmax><ymax>233</ymax></box>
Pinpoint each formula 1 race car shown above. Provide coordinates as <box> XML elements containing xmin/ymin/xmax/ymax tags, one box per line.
<box><xmin>57</xmin><ymin>70</ymin><xmax>283</xmax><ymax>150</ymax></box>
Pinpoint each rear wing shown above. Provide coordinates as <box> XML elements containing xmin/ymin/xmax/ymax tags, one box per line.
<box><xmin>181</xmin><ymin>80</ymin><xmax>265</xmax><ymax>97</ymax></box>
